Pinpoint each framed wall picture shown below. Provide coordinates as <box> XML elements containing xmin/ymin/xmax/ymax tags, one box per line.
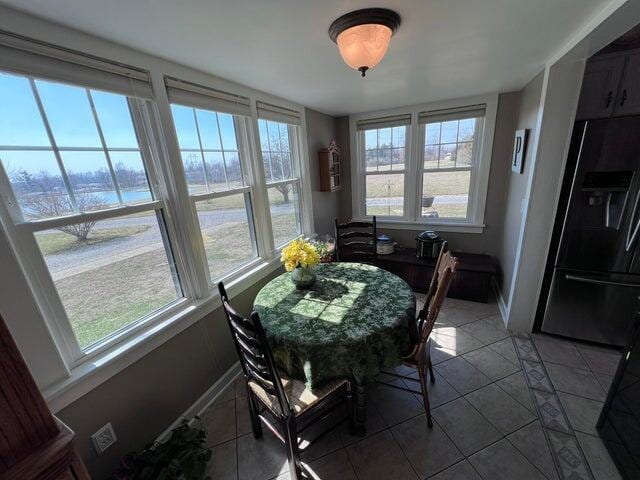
<box><xmin>512</xmin><ymin>128</ymin><xmax>529</xmax><ymax>174</ymax></box>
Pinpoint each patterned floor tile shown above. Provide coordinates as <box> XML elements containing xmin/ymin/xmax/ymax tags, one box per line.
<box><xmin>531</xmin><ymin>388</ymin><xmax>573</xmax><ymax>434</ymax></box>
<box><xmin>514</xmin><ymin>335</ymin><xmax>541</xmax><ymax>362</ymax></box>
<box><xmin>522</xmin><ymin>359</ymin><xmax>555</xmax><ymax>393</ymax></box>
<box><xmin>546</xmin><ymin>429</ymin><xmax>594</xmax><ymax>480</ymax></box>
<box><xmin>201</xmin><ymin>308</ymin><xmax>623</xmax><ymax>480</ymax></box>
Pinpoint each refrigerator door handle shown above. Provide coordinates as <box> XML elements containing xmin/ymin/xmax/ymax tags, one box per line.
<box><xmin>625</xmin><ymin>188</ymin><xmax>640</xmax><ymax>252</ymax></box>
<box><xmin>565</xmin><ymin>273</ymin><xmax>640</xmax><ymax>289</ymax></box>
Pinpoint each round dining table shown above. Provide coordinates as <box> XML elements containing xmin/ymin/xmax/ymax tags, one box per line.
<box><xmin>253</xmin><ymin>261</ymin><xmax>415</xmax><ymax>433</ymax></box>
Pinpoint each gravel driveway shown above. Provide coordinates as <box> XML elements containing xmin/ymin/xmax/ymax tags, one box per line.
<box><xmin>44</xmin><ymin>203</ymin><xmax>293</xmax><ymax>274</ymax></box>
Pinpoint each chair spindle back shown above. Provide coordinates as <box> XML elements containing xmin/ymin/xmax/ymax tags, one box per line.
<box><xmin>334</xmin><ymin>216</ymin><xmax>377</xmax><ymax>263</ymax></box>
<box><xmin>411</xmin><ymin>249</ymin><xmax>459</xmax><ymax>365</ymax></box>
<box><xmin>218</xmin><ymin>282</ymin><xmax>290</xmax><ymax>416</ymax></box>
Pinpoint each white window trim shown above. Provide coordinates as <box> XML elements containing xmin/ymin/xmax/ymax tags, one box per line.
<box><xmin>0</xmin><ymin>36</ymin><xmax>316</xmax><ymax>412</ymax></box>
<box><xmin>349</xmin><ymin>94</ymin><xmax>498</xmax><ymax>233</ymax></box>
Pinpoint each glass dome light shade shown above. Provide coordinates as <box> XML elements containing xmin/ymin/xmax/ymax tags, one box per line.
<box><xmin>336</xmin><ymin>24</ymin><xmax>393</xmax><ymax>71</ymax></box>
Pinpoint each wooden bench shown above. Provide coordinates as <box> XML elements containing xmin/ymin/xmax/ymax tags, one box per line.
<box><xmin>376</xmin><ymin>247</ymin><xmax>497</xmax><ymax>303</ymax></box>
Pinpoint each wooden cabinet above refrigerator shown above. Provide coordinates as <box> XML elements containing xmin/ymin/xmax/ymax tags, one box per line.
<box><xmin>576</xmin><ymin>50</ymin><xmax>640</xmax><ymax>120</ymax></box>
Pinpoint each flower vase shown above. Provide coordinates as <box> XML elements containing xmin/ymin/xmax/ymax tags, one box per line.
<box><xmin>291</xmin><ymin>266</ymin><xmax>316</xmax><ymax>289</ymax></box>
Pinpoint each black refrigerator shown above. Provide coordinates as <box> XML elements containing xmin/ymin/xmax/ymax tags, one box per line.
<box><xmin>541</xmin><ymin>117</ymin><xmax>640</xmax><ymax>347</ymax></box>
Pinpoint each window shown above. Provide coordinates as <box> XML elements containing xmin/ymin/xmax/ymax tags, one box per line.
<box><xmin>0</xmin><ymin>71</ymin><xmax>182</xmax><ymax>352</ymax></box>
<box><xmin>420</xmin><ymin>115</ymin><xmax>482</xmax><ymax>219</ymax></box>
<box><xmin>0</xmin><ymin>34</ymin><xmax>314</xmax><ymax>394</ymax></box>
<box><xmin>170</xmin><ymin>103</ymin><xmax>257</xmax><ymax>282</ymax></box>
<box><xmin>258</xmin><ymin>119</ymin><xmax>303</xmax><ymax>247</ymax></box>
<box><xmin>352</xmin><ymin>101</ymin><xmax>494</xmax><ymax>230</ymax></box>
<box><xmin>363</xmin><ymin>125</ymin><xmax>407</xmax><ymax>216</ymax></box>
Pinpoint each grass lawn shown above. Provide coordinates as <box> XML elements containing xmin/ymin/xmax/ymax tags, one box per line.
<box><xmin>55</xmin><ymin>247</ymin><xmax>179</xmax><ymax>349</ymax></box>
<box><xmin>36</xmin><ymin>226</ymin><xmax>150</xmax><ymax>255</ymax></box>
<box><xmin>56</xmin><ymin>202</ymin><xmax>299</xmax><ymax>349</ymax></box>
<box><xmin>365</xmin><ymin>170</ymin><xmax>470</xmax><ymax>218</ymax></box>
<box><xmin>190</xmin><ymin>185</ymin><xmax>291</xmax><ymax>211</ymax></box>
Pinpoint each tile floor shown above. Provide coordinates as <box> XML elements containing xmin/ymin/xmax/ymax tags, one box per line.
<box><xmin>200</xmin><ymin>295</ymin><xmax>624</xmax><ymax>480</ymax></box>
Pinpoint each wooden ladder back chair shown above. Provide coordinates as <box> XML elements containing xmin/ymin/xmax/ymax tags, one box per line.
<box><xmin>334</xmin><ymin>216</ymin><xmax>377</xmax><ymax>263</ymax></box>
<box><xmin>416</xmin><ymin>241</ymin><xmax>449</xmax><ymax>336</ymax></box>
<box><xmin>376</xmin><ymin>247</ymin><xmax>459</xmax><ymax>428</ymax></box>
<box><xmin>218</xmin><ymin>282</ymin><xmax>354</xmax><ymax>480</ymax></box>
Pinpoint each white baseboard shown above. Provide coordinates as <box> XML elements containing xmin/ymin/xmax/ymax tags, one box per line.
<box><xmin>492</xmin><ymin>278</ymin><xmax>509</xmax><ymax>327</ymax></box>
<box><xmin>155</xmin><ymin>362</ymin><xmax>241</xmax><ymax>443</ymax></box>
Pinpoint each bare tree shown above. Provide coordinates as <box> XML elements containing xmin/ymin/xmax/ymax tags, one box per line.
<box><xmin>265</xmin><ymin>129</ymin><xmax>294</xmax><ymax>203</ymax></box>
<box><xmin>15</xmin><ymin>170</ymin><xmax>106</xmax><ymax>241</ymax></box>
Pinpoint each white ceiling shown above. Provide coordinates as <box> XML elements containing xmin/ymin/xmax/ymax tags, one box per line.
<box><xmin>0</xmin><ymin>0</ymin><xmax>612</xmax><ymax>115</ymax></box>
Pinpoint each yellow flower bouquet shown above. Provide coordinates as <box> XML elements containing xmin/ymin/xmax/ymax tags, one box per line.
<box><xmin>281</xmin><ymin>239</ymin><xmax>320</xmax><ymax>288</ymax></box>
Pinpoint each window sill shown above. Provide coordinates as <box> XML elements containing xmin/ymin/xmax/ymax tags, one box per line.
<box><xmin>43</xmin><ymin>256</ymin><xmax>283</xmax><ymax>413</ymax></box>
<box><xmin>358</xmin><ymin>218</ymin><xmax>485</xmax><ymax>234</ymax></box>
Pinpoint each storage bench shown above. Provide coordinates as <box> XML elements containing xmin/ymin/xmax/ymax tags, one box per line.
<box><xmin>376</xmin><ymin>247</ymin><xmax>496</xmax><ymax>303</ymax></box>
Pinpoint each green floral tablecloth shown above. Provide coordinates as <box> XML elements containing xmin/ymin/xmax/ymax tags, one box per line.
<box><xmin>254</xmin><ymin>262</ymin><xmax>414</xmax><ymax>390</ymax></box>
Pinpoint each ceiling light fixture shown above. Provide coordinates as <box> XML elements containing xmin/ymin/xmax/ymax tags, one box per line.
<box><xmin>329</xmin><ymin>8</ymin><xmax>401</xmax><ymax>77</ymax></box>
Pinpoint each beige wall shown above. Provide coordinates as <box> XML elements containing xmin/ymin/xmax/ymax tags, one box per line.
<box><xmin>56</xmin><ymin>268</ymin><xmax>281</xmax><ymax>478</ymax></box>
<box><xmin>494</xmin><ymin>72</ymin><xmax>545</xmax><ymax>301</ymax></box>
<box><xmin>305</xmin><ymin>108</ymin><xmax>340</xmax><ymax>237</ymax></box>
<box><xmin>335</xmin><ymin>116</ymin><xmax>353</xmax><ymax>223</ymax></box>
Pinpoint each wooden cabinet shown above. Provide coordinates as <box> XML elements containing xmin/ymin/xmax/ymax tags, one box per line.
<box><xmin>318</xmin><ymin>139</ymin><xmax>341</xmax><ymax>192</ymax></box>
<box><xmin>0</xmin><ymin>313</ymin><xmax>90</xmax><ymax>480</ymax></box>
<box><xmin>376</xmin><ymin>248</ymin><xmax>497</xmax><ymax>303</ymax></box>
<box><xmin>576</xmin><ymin>56</ymin><xmax>624</xmax><ymax>120</ymax></box>
<box><xmin>576</xmin><ymin>50</ymin><xmax>640</xmax><ymax>120</ymax></box>
<box><xmin>615</xmin><ymin>53</ymin><xmax>640</xmax><ymax>116</ymax></box>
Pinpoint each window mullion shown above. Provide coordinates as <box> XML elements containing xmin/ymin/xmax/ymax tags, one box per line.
<box><xmin>404</xmin><ymin>114</ymin><xmax>418</xmax><ymax>221</ymax></box>
<box><xmin>215</xmin><ymin>113</ymin><xmax>230</xmax><ymax>189</ymax></box>
<box><xmin>86</xmin><ymin>89</ymin><xmax>123</xmax><ymax>204</ymax></box>
<box><xmin>249</xmin><ymin>115</ymin><xmax>275</xmax><ymax>257</ymax></box>
<box><xmin>28</xmin><ymin>78</ymin><xmax>78</xmax><ymax>211</ymax></box>
<box><xmin>136</xmin><ymin>90</ymin><xmax>209</xmax><ymax>298</ymax></box>
<box><xmin>192</xmin><ymin>108</ymin><xmax>211</xmax><ymax>192</ymax></box>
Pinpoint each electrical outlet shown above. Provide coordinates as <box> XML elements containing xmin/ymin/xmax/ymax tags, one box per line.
<box><xmin>91</xmin><ymin>423</ymin><xmax>117</xmax><ymax>455</ymax></box>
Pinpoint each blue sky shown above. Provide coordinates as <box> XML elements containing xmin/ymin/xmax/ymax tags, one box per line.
<box><xmin>0</xmin><ymin>71</ymin><xmax>239</xmax><ymax>180</ymax></box>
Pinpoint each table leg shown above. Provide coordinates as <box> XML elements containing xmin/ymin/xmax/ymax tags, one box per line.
<box><xmin>354</xmin><ymin>379</ymin><xmax>366</xmax><ymax>436</ymax></box>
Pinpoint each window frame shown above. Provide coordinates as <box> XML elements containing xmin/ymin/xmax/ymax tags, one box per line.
<box><xmin>350</xmin><ymin>94</ymin><xmax>498</xmax><ymax>233</ymax></box>
<box><xmin>257</xmin><ymin>119</ymin><xmax>305</xmax><ymax>249</ymax></box>
<box><xmin>0</xmin><ymin>33</ymin><xmax>315</xmax><ymax>411</ymax></box>
<box><xmin>360</xmin><ymin>125</ymin><xmax>410</xmax><ymax>220</ymax></box>
<box><xmin>168</xmin><ymin>103</ymin><xmax>260</xmax><ymax>286</ymax></box>
<box><xmin>417</xmin><ymin>115</ymin><xmax>485</xmax><ymax>223</ymax></box>
<box><xmin>0</xmin><ymin>80</ymin><xmax>190</xmax><ymax>365</ymax></box>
